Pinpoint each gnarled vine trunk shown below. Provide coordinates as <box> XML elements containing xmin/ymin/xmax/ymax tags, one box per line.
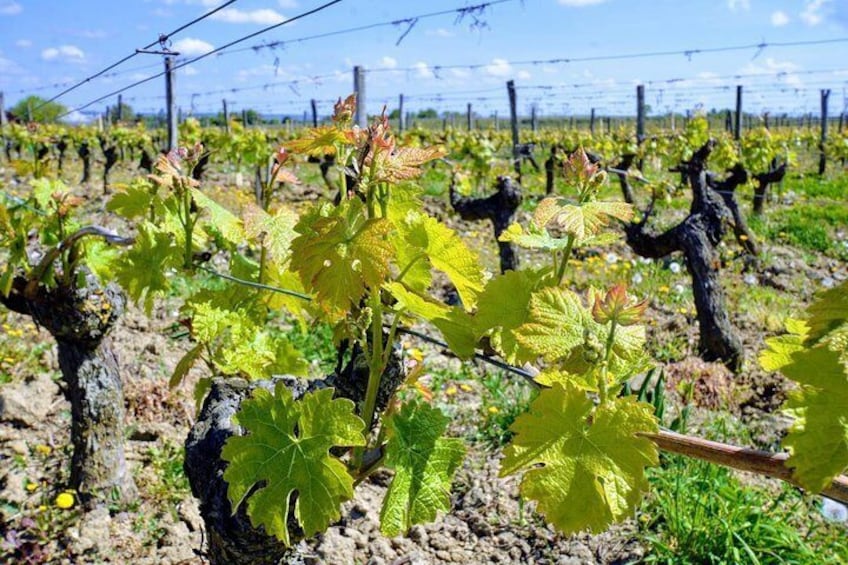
<box><xmin>1</xmin><ymin>272</ymin><xmax>135</xmax><ymax>505</ymax></box>
<box><xmin>752</xmin><ymin>162</ymin><xmax>787</xmax><ymax>215</ymax></box>
<box><xmin>625</xmin><ymin>141</ymin><xmax>744</xmax><ymax>371</ymax></box>
<box><xmin>450</xmin><ymin>175</ymin><xmax>522</xmax><ymax>273</ymax></box>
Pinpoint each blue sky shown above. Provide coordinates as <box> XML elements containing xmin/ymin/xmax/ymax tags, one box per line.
<box><xmin>1</xmin><ymin>0</ymin><xmax>847</xmax><ymax>121</ymax></box>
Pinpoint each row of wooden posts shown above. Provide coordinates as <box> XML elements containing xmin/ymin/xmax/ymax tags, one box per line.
<box><xmin>0</xmin><ymin>63</ymin><xmax>839</xmax><ymax>173</ymax></box>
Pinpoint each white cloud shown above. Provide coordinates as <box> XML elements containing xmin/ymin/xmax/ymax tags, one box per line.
<box><xmin>41</xmin><ymin>45</ymin><xmax>85</xmax><ymax>63</ymax></box>
<box><xmin>278</xmin><ymin>0</ymin><xmax>298</xmax><ymax>7</ymax></box>
<box><xmin>62</xmin><ymin>111</ymin><xmax>91</xmax><ymax>125</ymax></box>
<box><xmin>183</xmin><ymin>66</ymin><xmax>199</xmax><ymax>76</ymax></box>
<box><xmin>171</xmin><ymin>37</ymin><xmax>214</xmax><ymax>56</ymax></box>
<box><xmin>379</xmin><ymin>56</ymin><xmax>397</xmax><ymax>69</ymax></box>
<box><xmin>426</xmin><ymin>28</ymin><xmax>455</xmax><ymax>38</ymax></box>
<box><xmin>211</xmin><ymin>8</ymin><xmax>285</xmax><ymax>25</ymax></box>
<box><xmin>414</xmin><ymin>62</ymin><xmax>434</xmax><ymax>79</ymax></box>
<box><xmin>727</xmin><ymin>0</ymin><xmax>750</xmax><ymax>12</ymax></box>
<box><xmin>801</xmin><ymin>0</ymin><xmax>831</xmax><ymax>26</ymax></box>
<box><xmin>14</xmin><ymin>39</ymin><xmax>31</xmax><ymax>48</ymax></box>
<box><xmin>739</xmin><ymin>58</ymin><xmax>804</xmax><ymax>88</ymax></box>
<box><xmin>517</xmin><ymin>70</ymin><xmax>532</xmax><ymax>80</ymax></box>
<box><xmin>771</xmin><ymin>10</ymin><xmax>790</xmax><ymax>26</ymax></box>
<box><xmin>485</xmin><ymin>58</ymin><xmax>512</xmax><ymax>77</ymax></box>
<box><xmin>557</xmin><ymin>0</ymin><xmax>607</xmax><ymax>6</ymax></box>
<box><xmin>0</xmin><ymin>1</ymin><xmax>21</xmax><ymax>15</ymax></box>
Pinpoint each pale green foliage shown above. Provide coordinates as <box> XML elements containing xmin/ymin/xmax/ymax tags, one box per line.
<box><xmin>761</xmin><ymin>281</ymin><xmax>848</xmax><ymax>492</ymax></box>
<box><xmin>533</xmin><ymin>197</ymin><xmax>633</xmax><ymax>244</ymax></box>
<box><xmin>186</xmin><ymin>286</ymin><xmax>307</xmax><ymax>380</ymax></box>
<box><xmin>243</xmin><ymin>204</ymin><xmax>299</xmax><ymax>264</ymax></box>
<box><xmin>501</xmin><ymin>382</ymin><xmax>658</xmax><ymax>534</ymax></box>
<box><xmin>515</xmin><ymin>286</ymin><xmax>648</xmax><ymax>384</ymax></box>
<box><xmin>107</xmin><ymin>179</ymin><xmax>159</xmax><ymax>219</ymax></box>
<box><xmin>473</xmin><ymin>269</ymin><xmax>545</xmax><ymax>364</ymax></box>
<box><xmin>397</xmin><ymin>211</ymin><xmax>484</xmax><ymax>309</ymax></box>
<box><xmin>114</xmin><ymin>223</ymin><xmax>179</xmax><ymax>314</ymax></box>
<box><xmin>222</xmin><ymin>384</ymin><xmax>366</xmax><ymax>546</ymax></box>
<box><xmin>191</xmin><ymin>188</ymin><xmax>245</xmax><ymax>245</ymax></box>
<box><xmin>290</xmin><ymin>199</ymin><xmax>393</xmax><ymax>319</ymax></box>
<box><xmin>380</xmin><ymin>400</ymin><xmax>465</xmax><ymax>537</ymax></box>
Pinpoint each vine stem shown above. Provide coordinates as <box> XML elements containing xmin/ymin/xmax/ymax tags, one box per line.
<box><xmin>640</xmin><ymin>429</ymin><xmax>848</xmax><ymax>505</ymax></box>
<box><xmin>555</xmin><ymin>234</ymin><xmax>575</xmax><ymax>285</ymax></box>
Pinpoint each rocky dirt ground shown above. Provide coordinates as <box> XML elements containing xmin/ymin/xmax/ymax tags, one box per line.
<box><xmin>0</xmin><ymin>159</ymin><xmax>846</xmax><ymax>564</ymax></box>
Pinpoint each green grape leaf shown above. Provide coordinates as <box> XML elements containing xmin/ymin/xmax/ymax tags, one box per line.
<box><xmin>243</xmin><ymin>204</ymin><xmax>299</xmax><ymax>264</ymax></box>
<box><xmin>81</xmin><ymin>239</ymin><xmax>119</xmax><ymax>282</ymax></box>
<box><xmin>500</xmin><ymin>383</ymin><xmax>658</xmax><ymax>534</ymax></box>
<box><xmin>107</xmin><ymin>183</ymin><xmax>156</xmax><ymax>219</ymax></box>
<box><xmin>31</xmin><ymin>178</ymin><xmax>68</xmax><ymax>210</ymax></box>
<box><xmin>285</xmin><ymin>126</ymin><xmax>348</xmax><ymax>156</ymax></box>
<box><xmin>386</xmin><ymin>282</ymin><xmax>477</xmax><ymax>359</ymax></box>
<box><xmin>191</xmin><ymin>188</ymin><xmax>245</xmax><ymax>245</ymax></box>
<box><xmin>222</xmin><ymin>385</ymin><xmax>366</xmax><ymax>546</ymax></box>
<box><xmin>399</xmin><ymin>211</ymin><xmax>484</xmax><ymax>310</ymax></box>
<box><xmin>291</xmin><ymin>200</ymin><xmax>393</xmax><ymax>318</ymax></box>
<box><xmin>781</xmin><ymin>345</ymin><xmax>848</xmax><ymax>492</ymax></box>
<box><xmin>498</xmin><ymin>222</ymin><xmax>572</xmax><ymax>251</ymax></box>
<box><xmin>534</xmin><ymin>198</ymin><xmax>634</xmax><ymax>243</ymax></box>
<box><xmin>806</xmin><ymin>280</ymin><xmax>848</xmax><ymax>343</ymax></box>
<box><xmin>114</xmin><ymin>223</ymin><xmax>179</xmax><ymax>314</ymax></box>
<box><xmin>380</xmin><ymin>401</ymin><xmax>465</xmax><ymax>537</ymax></box>
<box><xmin>760</xmin><ymin>318</ymin><xmax>809</xmax><ymax>372</ymax></box>
<box><xmin>216</xmin><ymin>328</ymin><xmax>308</xmax><ymax>379</ymax></box>
<box><xmin>191</xmin><ymin>301</ymin><xmax>243</xmax><ymax>343</ymax></box>
<box><xmin>514</xmin><ymin>287</ymin><xmax>587</xmax><ymax>363</ymax></box>
<box><xmin>515</xmin><ymin>286</ymin><xmax>647</xmax><ymax>379</ymax></box>
<box><xmin>170</xmin><ymin>343</ymin><xmax>204</xmax><ymax>388</ymax></box>
<box><xmin>473</xmin><ymin>269</ymin><xmax>545</xmax><ymax>363</ymax></box>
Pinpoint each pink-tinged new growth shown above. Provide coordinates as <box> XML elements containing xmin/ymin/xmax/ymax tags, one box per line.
<box><xmin>333</xmin><ymin>94</ymin><xmax>357</xmax><ymax>125</ymax></box>
<box><xmin>592</xmin><ymin>283</ymin><xmax>647</xmax><ymax>326</ymax></box>
<box><xmin>271</xmin><ymin>147</ymin><xmax>299</xmax><ymax>185</ymax></box>
<box><xmin>562</xmin><ymin>148</ymin><xmax>598</xmax><ymax>186</ymax></box>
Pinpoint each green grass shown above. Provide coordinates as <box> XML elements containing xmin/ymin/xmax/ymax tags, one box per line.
<box><xmin>749</xmin><ymin>203</ymin><xmax>848</xmax><ymax>259</ymax></box>
<box><xmin>639</xmin><ymin>416</ymin><xmax>848</xmax><ymax>564</ymax></box>
<box><xmin>473</xmin><ymin>369</ymin><xmax>537</xmax><ymax>449</ymax></box>
<box><xmin>787</xmin><ymin>174</ymin><xmax>848</xmax><ymax>201</ymax></box>
<box><xmin>284</xmin><ymin>321</ymin><xmax>338</xmax><ymax>376</ymax></box>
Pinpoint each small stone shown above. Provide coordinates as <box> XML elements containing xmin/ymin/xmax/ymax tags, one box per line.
<box><xmin>343</xmin><ymin>526</ymin><xmax>367</xmax><ymax>549</ymax></box>
<box><xmin>8</xmin><ymin>439</ymin><xmax>28</xmax><ymax>455</ymax></box>
<box><xmin>0</xmin><ymin>374</ymin><xmax>60</xmax><ymax>426</ymax></box>
<box><xmin>317</xmin><ymin>528</ymin><xmax>357</xmax><ymax>564</ymax></box>
<box><xmin>177</xmin><ymin>499</ymin><xmax>203</xmax><ymax>532</ymax></box>
<box><xmin>407</xmin><ymin>525</ymin><xmax>427</xmax><ymax>545</ymax></box>
<box><xmin>435</xmin><ymin>550</ymin><xmax>452</xmax><ymax>561</ymax></box>
<box><xmin>428</xmin><ymin>532</ymin><xmax>452</xmax><ymax>551</ymax></box>
<box><xmin>71</xmin><ymin>506</ymin><xmax>111</xmax><ymax>554</ymax></box>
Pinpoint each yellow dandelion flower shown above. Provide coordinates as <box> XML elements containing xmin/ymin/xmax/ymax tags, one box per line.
<box><xmin>54</xmin><ymin>491</ymin><xmax>75</xmax><ymax>509</ymax></box>
<box><xmin>26</xmin><ymin>482</ymin><xmax>37</xmax><ymax>492</ymax></box>
<box><xmin>35</xmin><ymin>444</ymin><xmax>52</xmax><ymax>456</ymax></box>
<box><xmin>445</xmin><ymin>385</ymin><xmax>457</xmax><ymax>396</ymax></box>
<box><xmin>459</xmin><ymin>383</ymin><xmax>472</xmax><ymax>392</ymax></box>
<box><xmin>487</xmin><ymin>406</ymin><xmax>500</xmax><ymax>415</ymax></box>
